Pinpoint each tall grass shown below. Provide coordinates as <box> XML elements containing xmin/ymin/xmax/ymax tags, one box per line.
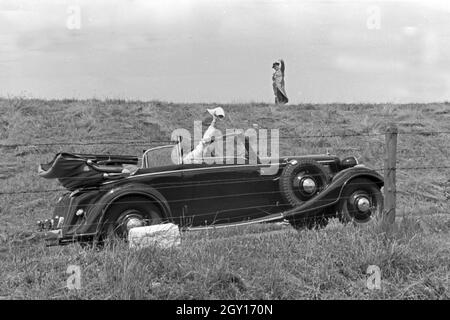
<box><xmin>1</xmin><ymin>218</ymin><xmax>448</xmax><ymax>299</ymax></box>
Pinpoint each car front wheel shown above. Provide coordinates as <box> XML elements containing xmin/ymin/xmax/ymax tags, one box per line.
<box><xmin>338</xmin><ymin>178</ymin><xmax>383</xmax><ymax>224</ymax></box>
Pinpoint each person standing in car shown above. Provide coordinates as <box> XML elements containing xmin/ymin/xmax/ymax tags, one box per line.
<box><xmin>182</xmin><ymin>107</ymin><xmax>225</xmax><ymax>164</ymax></box>
<box><xmin>272</xmin><ymin>59</ymin><xmax>289</xmax><ymax>104</ymax></box>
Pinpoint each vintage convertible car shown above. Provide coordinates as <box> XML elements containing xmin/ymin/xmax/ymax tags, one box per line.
<box><xmin>37</xmin><ymin>135</ymin><xmax>383</xmax><ymax>245</ymax></box>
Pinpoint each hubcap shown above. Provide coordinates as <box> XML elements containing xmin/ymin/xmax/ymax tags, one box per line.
<box><xmin>343</xmin><ymin>186</ymin><xmax>382</xmax><ymax>224</ymax></box>
<box><xmin>116</xmin><ymin>210</ymin><xmax>146</xmax><ymax>236</ymax></box>
<box><xmin>125</xmin><ymin>217</ymin><xmax>144</xmax><ymax>230</ymax></box>
<box><xmin>355</xmin><ymin>196</ymin><xmax>370</xmax><ymax>212</ymax></box>
<box><xmin>302</xmin><ymin>178</ymin><xmax>316</xmax><ymax>194</ymax></box>
<box><xmin>293</xmin><ymin>172</ymin><xmax>319</xmax><ymax>200</ymax></box>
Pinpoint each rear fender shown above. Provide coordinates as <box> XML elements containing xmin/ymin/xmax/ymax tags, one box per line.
<box><xmin>283</xmin><ymin>166</ymin><xmax>383</xmax><ymax>218</ymax></box>
<box><xmin>83</xmin><ymin>183</ymin><xmax>172</xmax><ymax>237</ymax></box>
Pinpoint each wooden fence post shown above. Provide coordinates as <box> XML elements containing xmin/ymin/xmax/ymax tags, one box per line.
<box><xmin>383</xmin><ymin>123</ymin><xmax>398</xmax><ymax>232</ymax></box>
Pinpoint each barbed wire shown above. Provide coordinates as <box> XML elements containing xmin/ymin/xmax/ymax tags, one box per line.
<box><xmin>1</xmin><ymin>123</ymin><xmax>448</xmax><ymax>243</ymax></box>
<box><xmin>2</xmin><ymin>183</ymin><xmax>447</xmax><ymax>235</ymax></box>
<box><xmin>10</xmin><ymin>193</ymin><xmax>384</xmax><ymax>231</ymax></box>
<box><xmin>0</xmin><ymin>163</ymin><xmax>447</xmax><ymax>188</ymax></box>
<box><xmin>280</xmin><ymin>133</ymin><xmax>384</xmax><ymax>139</ymax></box>
<box><xmin>8</xmin><ymin>188</ymin><xmax>448</xmax><ymax>234</ymax></box>
<box><xmin>397</xmin><ymin>131</ymin><xmax>450</xmax><ymax>136</ymax></box>
<box><xmin>0</xmin><ymin>130</ymin><xmax>449</xmax><ymax>149</ymax></box>
<box><xmin>1</xmin><ymin>165</ymin><xmax>448</xmax><ymax>196</ymax></box>
<box><xmin>0</xmin><ymin>181</ymin><xmax>394</xmax><ymax>209</ymax></box>
<box><xmin>0</xmin><ymin>140</ymin><xmax>174</xmax><ymax>148</ymax></box>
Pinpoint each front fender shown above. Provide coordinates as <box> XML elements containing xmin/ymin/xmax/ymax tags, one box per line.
<box><xmin>332</xmin><ymin>165</ymin><xmax>384</xmax><ymax>189</ymax></box>
<box><xmin>283</xmin><ymin>165</ymin><xmax>383</xmax><ymax>218</ymax></box>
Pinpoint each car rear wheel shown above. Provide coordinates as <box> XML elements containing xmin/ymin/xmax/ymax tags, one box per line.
<box><xmin>104</xmin><ymin>196</ymin><xmax>163</xmax><ymax>240</ymax></box>
<box><xmin>338</xmin><ymin>178</ymin><xmax>383</xmax><ymax>224</ymax></box>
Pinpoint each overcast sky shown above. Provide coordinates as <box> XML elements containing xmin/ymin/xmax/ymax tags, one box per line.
<box><xmin>0</xmin><ymin>0</ymin><xmax>449</xmax><ymax>103</ymax></box>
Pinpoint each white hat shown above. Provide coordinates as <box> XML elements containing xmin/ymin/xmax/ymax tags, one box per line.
<box><xmin>207</xmin><ymin>107</ymin><xmax>225</xmax><ymax>119</ymax></box>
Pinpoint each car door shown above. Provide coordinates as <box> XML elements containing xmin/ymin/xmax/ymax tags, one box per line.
<box><xmin>181</xmin><ymin>162</ymin><xmax>278</xmax><ymax>227</ymax></box>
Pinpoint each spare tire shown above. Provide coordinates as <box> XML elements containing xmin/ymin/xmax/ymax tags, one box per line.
<box><xmin>279</xmin><ymin>159</ymin><xmax>329</xmax><ymax>207</ymax></box>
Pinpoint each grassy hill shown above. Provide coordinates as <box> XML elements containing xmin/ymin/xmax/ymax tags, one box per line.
<box><xmin>0</xmin><ymin>98</ymin><xmax>449</xmax><ymax>299</ymax></box>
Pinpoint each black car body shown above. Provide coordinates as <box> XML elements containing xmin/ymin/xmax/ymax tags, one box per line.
<box><xmin>38</xmin><ymin>138</ymin><xmax>384</xmax><ymax>245</ymax></box>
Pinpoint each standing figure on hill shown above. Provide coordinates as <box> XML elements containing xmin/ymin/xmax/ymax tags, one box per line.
<box><xmin>272</xmin><ymin>59</ymin><xmax>289</xmax><ymax>105</ymax></box>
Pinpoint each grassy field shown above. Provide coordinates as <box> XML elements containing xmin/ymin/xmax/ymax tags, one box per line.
<box><xmin>0</xmin><ymin>98</ymin><xmax>449</xmax><ymax>299</ymax></box>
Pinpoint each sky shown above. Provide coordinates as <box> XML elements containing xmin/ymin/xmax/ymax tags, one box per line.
<box><xmin>0</xmin><ymin>0</ymin><xmax>449</xmax><ymax>103</ymax></box>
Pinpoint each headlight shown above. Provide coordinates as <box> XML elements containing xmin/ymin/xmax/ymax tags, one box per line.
<box><xmin>341</xmin><ymin>156</ymin><xmax>358</xmax><ymax>168</ymax></box>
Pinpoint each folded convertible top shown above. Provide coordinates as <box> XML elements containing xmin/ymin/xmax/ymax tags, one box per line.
<box><xmin>39</xmin><ymin>153</ymin><xmax>138</xmax><ymax>191</ymax></box>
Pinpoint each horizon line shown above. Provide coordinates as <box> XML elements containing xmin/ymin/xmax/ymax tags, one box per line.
<box><xmin>0</xmin><ymin>96</ymin><xmax>449</xmax><ymax>106</ymax></box>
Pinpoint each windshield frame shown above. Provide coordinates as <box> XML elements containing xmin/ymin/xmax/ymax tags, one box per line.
<box><xmin>141</xmin><ymin>144</ymin><xmax>180</xmax><ymax>168</ymax></box>
<box><xmin>141</xmin><ymin>133</ymin><xmax>263</xmax><ymax>168</ymax></box>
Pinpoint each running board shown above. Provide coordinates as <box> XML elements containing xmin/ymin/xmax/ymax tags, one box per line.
<box><xmin>182</xmin><ymin>194</ymin><xmax>336</xmax><ymax>232</ymax></box>
<box><xmin>183</xmin><ymin>212</ymin><xmax>288</xmax><ymax>231</ymax></box>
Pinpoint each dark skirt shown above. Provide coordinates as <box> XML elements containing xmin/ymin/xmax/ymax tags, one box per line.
<box><xmin>275</xmin><ymin>89</ymin><xmax>289</xmax><ymax>104</ymax></box>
